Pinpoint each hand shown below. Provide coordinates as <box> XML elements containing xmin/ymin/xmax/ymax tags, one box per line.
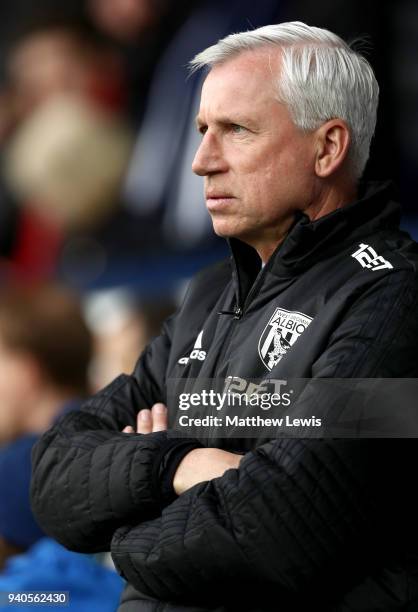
<box><xmin>122</xmin><ymin>403</ymin><xmax>168</xmax><ymax>434</ymax></box>
<box><xmin>173</xmin><ymin>447</ymin><xmax>242</xmax><ymax>495</ymax></box>
<box><xmin>122</xmin><ymin>406</ymin><xmax>242</xmax><ymax>496</ymax></box>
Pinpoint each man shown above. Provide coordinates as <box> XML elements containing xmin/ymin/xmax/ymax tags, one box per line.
<box><xmin>31</xmin><ymin>22</ymin><xmax>418</xmax><ymax>611</ymax></box>
<box><xmin>0</xmin><ymin>284</ymin><xmax>92</xmax><ymax>443</ymax></box>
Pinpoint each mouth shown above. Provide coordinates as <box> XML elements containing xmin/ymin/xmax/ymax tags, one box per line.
<box><xmin>206</xmin><ymin>195</ymin><xmax>235</xmax><ymax>211</ymax></box>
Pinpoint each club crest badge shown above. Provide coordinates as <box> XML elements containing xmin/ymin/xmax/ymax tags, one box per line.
<box><xmin>258</xmin><ymin>308</ymin><xmax>313</xmax><ymax>370</ymax></box>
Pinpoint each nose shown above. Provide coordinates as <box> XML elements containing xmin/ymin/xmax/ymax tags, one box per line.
<box><xmin>192</xmin><ymin>132</ymin><xmax>227</xmax><ymax>176</ymax></box>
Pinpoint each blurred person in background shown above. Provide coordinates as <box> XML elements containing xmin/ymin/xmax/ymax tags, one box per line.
<box><xmin>0</xmin><ymin>434</ymin><xmax>124</xmax><ymax>611</ymax></box>
<box><xmin>88</xmin><ymin>0</ymin><xmax>167</xmax><ymax>45</ymax></box>
<box><xmin>0</xmin><ymin>284</ymin><xmax>92</xmax><ymax>444</ymax></box>
<box><xmin>4</xmin><ymin>94</ymin><xmax>133</xmax><ymax>257</ymax></box>
<box><xmin>83</xmin><ymin>287</ymin><xmax>176</xmax><ymax>391</ymax></box>
<box><xmin>86</xmin><ymin>0</ymin><xmax>197</xmax><ymax>126</ymax></box>
<box><xmin>0</xmin><ymin>435</ymin><xmax>44</xmax><ymax>570</ymax></box>
<box><xmin>0</xmin><ymin>12</ymin><xmax>136</xmax><ymax>286</ymax></box>
<box><xmin>6</xmin><ymin>14</ymin><xmax>126</xmax><ymax>119</ymax></box>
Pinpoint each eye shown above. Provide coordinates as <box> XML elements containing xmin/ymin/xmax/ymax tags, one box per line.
<box><xmin>231</xmin><ymin>124</ymin><xmax>246</xmax><ymax>134</ymax></box>
<box><xmin>198</xmin><ymin>125</ymin><xmax>207</xmax><ymax>136</ymax></box>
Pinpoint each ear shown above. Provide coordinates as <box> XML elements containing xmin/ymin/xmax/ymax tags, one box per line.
<box><xmin>314</xmin><ymin>119</ymin><xmax>351</xmax><ymax>178</ymax></box>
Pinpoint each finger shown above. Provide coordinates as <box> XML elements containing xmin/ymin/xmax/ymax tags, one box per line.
<box><xmin>122</xmin><ymin>425</ymin><xmax>135</xmax><ymax>433</ymax></box>
<box><xmin>137</xmin><ymin>409</ymin><xmax>152</xmax><ymax>434</ymax></box>
<box><xmin>151</xmin><ymin>403</ymin><xmax>168</xmax><ymax>432</ymax></box>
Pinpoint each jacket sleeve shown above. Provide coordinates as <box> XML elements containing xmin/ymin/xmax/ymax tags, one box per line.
<box><xmin>110</xmin><ymin>269</ymin><xmax>418</xmax><ymax>605</ymax></box>
<box><xmin>30</xmin><ymin>315</ymin><xmax>200</xmax><ymax>553</ymax></box>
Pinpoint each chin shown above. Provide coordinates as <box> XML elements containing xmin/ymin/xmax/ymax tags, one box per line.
<box><xmin>211</xmin><ymin>219</ymin><xmax>239</xmax><ymax>239</ymax></box>
<box><xmin>213</xmin><ymin>227</ymin><xmax>230</xmax><ymax>238</ymax></box>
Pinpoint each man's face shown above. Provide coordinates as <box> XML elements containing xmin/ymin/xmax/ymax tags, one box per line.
<box><xmin>192</xmin><ymin>49</ymin><xmax>318</xmax><ymax>257</ymax></box>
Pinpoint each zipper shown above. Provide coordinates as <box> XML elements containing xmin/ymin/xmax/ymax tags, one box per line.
<box><xmin>218</xmin><ymin>264</ymin><xmax>265</xmax><ymax>319</ymax></box>
<box><xmin>218</xmin><ymin>305</ymin><xmax>243</xmax><ymax>319</ymax></box>
<box><xmin>212</xmin><ymin>263</ymin><xmax>269</xmax><ymax>376</ymax></box>
<box><xmin>212</xmin><ymin>259</ymin><xmax>269</xmax><ymax>377</ymax></box>
<box><xmin>212</xmin><ymin>309</ymin><xmax>241</xmax><ymax>378</ymax></box>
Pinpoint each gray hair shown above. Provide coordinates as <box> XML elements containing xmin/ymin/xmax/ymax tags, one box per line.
<box><xmin>190</xmin><ymin>21</ymin><xmax>379</xmax><ymax>179</ymax></box>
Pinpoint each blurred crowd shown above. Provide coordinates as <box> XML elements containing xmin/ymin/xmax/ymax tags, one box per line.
<box><xmin>0</xmin><ymin>0</ymin><xmax>417</xmax><ymax>609</ymax></box>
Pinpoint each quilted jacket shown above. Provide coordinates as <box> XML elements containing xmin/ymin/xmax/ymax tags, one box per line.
<box><xmin>31</xmin><ymin>182</ymin><xmax>418</xmax><ymax>611</ymax></box>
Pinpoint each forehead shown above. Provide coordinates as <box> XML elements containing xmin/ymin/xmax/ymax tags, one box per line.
<box><xmin>199</xmin><ymin>49</ymin><xmax>281</xmax><ymax>116</ymax></box>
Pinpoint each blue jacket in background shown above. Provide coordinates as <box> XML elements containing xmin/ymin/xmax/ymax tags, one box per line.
<box><xmin>0</xmin><ymin>538</ymin><xmax>123</xmax><ymax>611</ymax></box>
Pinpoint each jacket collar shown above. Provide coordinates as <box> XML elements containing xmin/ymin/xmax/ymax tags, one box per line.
<box><xmin>228</xmin><ymin>181</ymin><xmax>401</xmax><ymax>305</ymax></box>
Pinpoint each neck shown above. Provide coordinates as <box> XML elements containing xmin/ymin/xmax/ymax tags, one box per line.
<box><xmin>256</xmin><ymin>181</ymin><xmax>357</xmax><ymax>264</ymax></box>
<box><xmin>252</xmin><ymin>216</ymin><xmax>296</xmax><ymax>264</ymax></box>
<box><xmin>304</xmin><ymin>181</ymin><xmax>357</xmax><ymax>222</ymax></box>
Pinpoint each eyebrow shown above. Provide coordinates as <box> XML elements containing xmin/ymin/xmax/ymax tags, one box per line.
<box><xmin>194</xmin><ymin>114</ymin><xmax>257</xmax><ymax>130</ymax></box>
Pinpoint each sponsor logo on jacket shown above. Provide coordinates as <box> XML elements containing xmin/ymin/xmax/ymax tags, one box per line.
<box><xmin>351</xmin><ymin>243</ymin><xmax>393</xmax><ymax>271</ymax></box>
<box><xmin>258</xmin><ymin>308</ymin><xmax>313</xmax><ymax>370</ymax></box>
<box><xmin>178</xmin><ymin>330</ymin><xmax>206</xmax><ymax>365</ymax></box>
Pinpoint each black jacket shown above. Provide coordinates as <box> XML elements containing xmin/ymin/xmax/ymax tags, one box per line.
<box><xmin>31</xmin><ymin>183</ymin><xmax>418</xmax><ymax>611</ymax></box>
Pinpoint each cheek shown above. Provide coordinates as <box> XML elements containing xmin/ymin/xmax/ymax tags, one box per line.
<box><xmin>273</xmin><ymin>148</ymin><xmax>314</xmax><ymax>191</ymax></box>
<box><xmin>0</xmin><ymin>357</ymin><xmax>29</xmax><ymax>401</ymax></box>
<box><xmin>235</xmin><ymin>143</ymin><xmax>314</xmax><ymax>203</ymax></box>
<box><xmin>252</xmin><ymin>159</ymin><xmax>289</xmax><ymax>193</ymax></box>
<box><xmin>239</xmin><ymin>156</ymin><xmax>277</xmax><ymax>192</ymax></box>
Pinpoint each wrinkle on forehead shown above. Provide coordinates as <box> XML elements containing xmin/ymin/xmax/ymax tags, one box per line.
<box><xmin>199</xmin><ymin>49</ymin><xmax>281</xmax><ymax>113</ymax></box>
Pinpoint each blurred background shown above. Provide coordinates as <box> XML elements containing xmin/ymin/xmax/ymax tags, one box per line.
<box><xmin>0</xmin><ymin>0</ymin><xmax>416</xmax><ymax>607</ymax></box>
